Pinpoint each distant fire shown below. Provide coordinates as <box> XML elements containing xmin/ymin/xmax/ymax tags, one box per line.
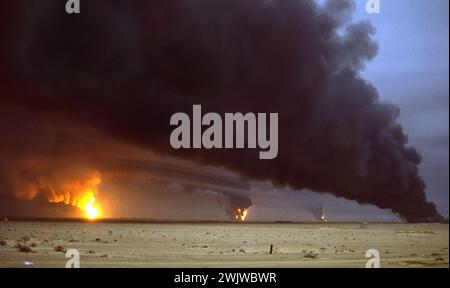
<box><xmin>320</xmin><ymin>210</ymin><xmax>327</xmax><ymax>222</ymax></box>
<box><xmin>77</xmin><ymin>190</ymin><xmax>101</xmax><ymax>220</ymax></box>
<box><xmin>234</xmin><ymin>208</ymin><xmax>249</xmax><ymax>221</ymax></box>
<box><xmin>41</xmin><ymin>170</ymin><xmax>103</xmax><ymax>220</ymax></box>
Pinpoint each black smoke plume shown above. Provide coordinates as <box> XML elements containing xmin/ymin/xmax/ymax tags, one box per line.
<box><xmin>0</xmin><ymin>0</ymin><xmax>445</xmax><ymax>222</ymax></box>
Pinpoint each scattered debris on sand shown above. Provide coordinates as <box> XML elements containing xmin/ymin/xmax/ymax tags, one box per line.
<box><xmin>15</xmin><ymin>243</ymin><xmax>35</xmax><ymax>253</ymax></box>
<box><xmin>54</xmin><ymin>245</ymin><xmax>66</xmax><ymax>253</ymax></box>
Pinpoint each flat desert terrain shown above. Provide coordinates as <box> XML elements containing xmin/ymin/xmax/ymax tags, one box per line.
<box><xmin>0</xmin><ymin>221</ymin><xmax>448</xmax><ymax>268</ymax></box>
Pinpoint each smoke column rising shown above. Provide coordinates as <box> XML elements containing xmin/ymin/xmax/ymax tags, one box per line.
<box><xmin>0</xmin><ymin>0</ymin><xmax>445</xmax><ymax>222</ymax></box>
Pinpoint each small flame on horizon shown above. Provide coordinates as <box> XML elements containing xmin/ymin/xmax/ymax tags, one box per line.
<box><xmin>234</xmin><ymin>208</ymin><xmax>249</xmax><ymax>221</ymax></box>
<box><xmin>320</xmin><ymin>211</ymin><xmax>327</xmax><ymax>222</ymax></box>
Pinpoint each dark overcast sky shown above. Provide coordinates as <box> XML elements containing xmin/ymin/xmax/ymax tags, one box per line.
<box><xmin>0</xmin><ymin>0</ymin><xmax>447</xmax><ymax>222</ymax></box>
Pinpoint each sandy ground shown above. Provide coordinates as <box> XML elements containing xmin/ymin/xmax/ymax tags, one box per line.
<box><xmin>0</xmin><ymin>222</ymin><xmax>448</xmax><ymax>268</ymax></box>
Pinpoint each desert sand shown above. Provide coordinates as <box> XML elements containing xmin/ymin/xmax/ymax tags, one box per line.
<box><xmin>0</xmin><ymin>221</ymin><xmax>448</xmax><ymax>268</ymax></box>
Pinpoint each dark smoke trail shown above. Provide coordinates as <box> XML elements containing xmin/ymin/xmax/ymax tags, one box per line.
<box><xmin>306</xmin><ymin>203</ymin><xmax>326</xmax><ymax>222</ymax></box>
<box><xmin>0</xmin><ymin>0</ymin><xmax>445</xmax><ymax>222</ymax></box>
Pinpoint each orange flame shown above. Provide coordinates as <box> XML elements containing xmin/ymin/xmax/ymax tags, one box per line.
<box><xmin>44</xmin><ymin>170</ymin><xmax>103</xmax><ymax>220</ymax></box>
<box><xmin>77</xmin><ymin>190</ymin><xmax>101</xmax><ymax>220</ymax></box>
<box><xmin>234</xmin><ymin>208</ymin><xmax>249</xmax><ymax>221</ymax></box>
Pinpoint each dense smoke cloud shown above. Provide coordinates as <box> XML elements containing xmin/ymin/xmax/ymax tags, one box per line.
<box><xmin>0</xmin><ymin>0</ymin><xmax>445</xmax><ymax>222</ymax></box>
